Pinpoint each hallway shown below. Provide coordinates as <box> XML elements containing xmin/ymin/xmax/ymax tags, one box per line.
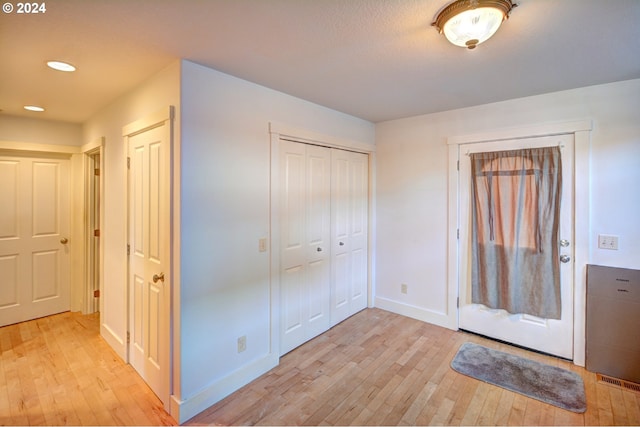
<box><xmin>0</xmin><ymin>312</ymin><xmax>175</xmax><ymax>425</ymax></box>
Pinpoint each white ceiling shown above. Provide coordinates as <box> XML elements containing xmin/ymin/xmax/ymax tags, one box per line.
<box><xmin>1</xmin><ymin>0</ymin><xmax>639</xmax><ymax>124</ymax></box>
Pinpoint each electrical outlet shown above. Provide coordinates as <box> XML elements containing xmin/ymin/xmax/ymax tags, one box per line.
<box><xmin>401</xmin><ymin>283</ymin><xmax>408</xmax><ymax>294</ymax></box>
<box><xmin>598</xmin><ymin>234</ymin><xmax>619</xmax><ymax>250</ymax></box>
<box><xmin>237</xmin><ymin>335</ymin><xmax>247</xmax><ymax>353</ymax></box>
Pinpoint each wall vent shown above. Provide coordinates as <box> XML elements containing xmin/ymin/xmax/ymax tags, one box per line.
<box><xmin>597</xmin><ymin>373</ymin><xmax>640</xmax><ymax>394</ymax></box>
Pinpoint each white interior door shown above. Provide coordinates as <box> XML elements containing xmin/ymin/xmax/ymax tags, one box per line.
<box><xmin>0</xmin><ymin>154</ymin><xmax>70</xmax><ymax>327</ymax></box>
<box><xmin>279</xmin><ymin>141</ymin><xmax>331</xmax><ymax>354</ymax></box>
<box><xmin>127</xmin><ymin>121</ymin><xmax>170</xmax><ymax>403</ymax></box>
<box><xmin>458</xmin><ymin>134</ymin><xmax>574</xmax><ymax>359</ymax></box>
<box><xmin>331</xmin><ymin>149</ymin><xmax>368</xmax><ymax>326</ymax></box>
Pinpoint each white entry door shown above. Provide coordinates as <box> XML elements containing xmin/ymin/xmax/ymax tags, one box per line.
<box><xmin>279</xmin><ymin>141</ymin><xmax>332</xmax><ymax>354</ymax></box>
<box><xmin>126</xmin><ymin>116</ymin><xmax>171</xmax><ymax>405</ymax></box>
<box><xmin>458</xmin><ymin>134</ymin><xmax>574</xmax><ymax>359</ymax></box>
<box><xmin>0</xmin><ymin>154</ymin><xmax>70</xmax><ymax>327</ymax></box>
<box><xmin>331</xmin><ymin>149</ymin><xmax>369</xmax><ymax>326</ymax></box>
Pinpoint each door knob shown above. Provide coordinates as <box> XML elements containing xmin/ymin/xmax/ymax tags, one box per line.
<box><xmin>339</xmin><ymin>242</ymin><xmax>345</xmax><ymax>246</ymax></box>
<box><xmin>317</xmin><ymin>247</ymin><xmax>323</xmax><ymax>252</ymax></box>
<box><xmin>153</xmin><ymin>272</ymin><xmax>165</xmax><ymax>283</ymax></box>
<box><xmin>560</xmin><ymin>255</ymin><xmax>571</xmax><ymax>263</ymax></box>
<box><xmin>60</xmin><ymin>237</ymin><xmax>68</xmax><ymax>244</ymax></box>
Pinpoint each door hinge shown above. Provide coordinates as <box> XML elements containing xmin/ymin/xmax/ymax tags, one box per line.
<box><xmin>127</xmin><ymin>244</ymin><xmax>130</xmax><ymax>255</ymax></box>
<box><xmin>94</xmin><ymin>229</ymin><xmax>100</xmax><ymax>237</ymax></box>
<box><xmin>457</xmin><ymin>160</ymin><xmax>459</xmax><ymax>171</ymax></box>
<box><xmin>94</xmin><ymin>168</ymin><xmax>100</xmax><ymax>176</ymax></box>
<box><xmin>126</xmin><ymin>331</ymin><xmax>130</xmax><ymax>344</ymax></box>
<box><xmin>93</xmin><ymin>289</ymin><xmax>100</xmax><ymax>298</ymax></box>
<box><xmin>127</xmin><ymin>157</ymin><xmax>130</xmax><ymax>169</ymax></box>
<box><xmin>457</xmin><ymin>297</ymin><xmax>460</xmax><ymax>308</ymax></box>
<box><xmin>457</xmin><ymin>229</ymin><xmax>460</xmax><ymax>239</ymax></box>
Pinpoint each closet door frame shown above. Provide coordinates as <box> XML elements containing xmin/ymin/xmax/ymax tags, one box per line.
<box><xmin>269</xmin><ymin>122</ymin><xmax>375</xmax><ymax>358</ymax></box>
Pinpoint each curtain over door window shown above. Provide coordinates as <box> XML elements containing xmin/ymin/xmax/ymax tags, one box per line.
<box><xmin>470</xmin><ymin>147</ymin><xmax>562</xmax><ymax>319</ymax></box>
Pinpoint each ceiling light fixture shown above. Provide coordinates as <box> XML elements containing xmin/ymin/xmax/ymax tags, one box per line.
<box><xmin>24</xmin><ymin>105</ymin><xmax>45</xmax><ymax>112</ymax></box>
<box><xmin>432</xmin><ymin>0</ymin><xmax>516</xmax><ymax>49</ymax></box>
<box><xmin>46</xmin><ymin>60</ymin><xmax>76</xmax><ymax>72</ymax></box>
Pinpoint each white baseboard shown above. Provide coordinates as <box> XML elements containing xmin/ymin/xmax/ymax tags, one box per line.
<box><xmin>171</xmin><ymin>353</ymin><xmax>279</xmax><ymax>424</ymax></box>
<box><xmin>375</xmin><ymin>296</ymin><xmax>457</xmax><ymax>331</ymax></box>
<box><xmin>100</xmin><ymin>323</ymin><xmax>126</xmax><ymax>361</ymax></box>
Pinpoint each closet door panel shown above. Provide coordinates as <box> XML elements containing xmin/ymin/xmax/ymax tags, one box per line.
<box><xmin>331</xmin><ymin>150</ymin><xmax>369</xmax><ymax>326</ymax></box>
<box><xmin>280</xmin><ymin>140</ymin><xmax>368</xmax><ymax>353</ymax></box>
<box><xmin>349</xmin><ymin>152</ymin><xmax>369</xmax><ymax>313</ymax></box>
<box><xmin>330</xmin><ymin>150</ymin><xmax>351</xmax><ymax>325</ymax></box>
<box><xmin>304</xmin><ymin>145</ymin><xmax>331</xmax><ymax>339</ymax></box>
<box><xmin>280</xmin><ymin>142</ymin><xmax>307</xmax><ymax>353</ymax></box>
<box><xmin>350</xmin><ymin>246</ymin><xmax>367</xmax><ymax>312</ymax></box>
<box><xmin>282</xmin><ymin>265</ymin><xmax>304</xmax><ymax>336</ymax></box>
<box><xmin>280</xmin><ymin>141</ymin><xmax>331</xmax><ymax>354</ymax></box>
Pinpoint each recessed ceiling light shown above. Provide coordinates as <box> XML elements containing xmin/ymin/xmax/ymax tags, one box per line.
<box><xmin>24</xmin><ymin>105</ymin><xmax>45</xmax><ymax>112</ymax></box>
<box><xmin>47</xmin><ymin>60</ymin><xmax>76</xmax><ymax>72</ymax></box>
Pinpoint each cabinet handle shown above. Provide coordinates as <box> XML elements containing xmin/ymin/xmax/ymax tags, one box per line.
<box><xmin>317</xmin><ymin>247</ymin><xmax>323</xmax><ymax>252</ymax></box>
<box><xmin>339</xmin><ymin>242</ymin><xmax>345</xmax><ymax>246</ymax></box>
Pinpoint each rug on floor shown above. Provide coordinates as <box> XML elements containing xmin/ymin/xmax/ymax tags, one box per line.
<box><xmin>451</xmin><ymin>342</ymin><xmax>586</xmax><ymax>413</ymax></box>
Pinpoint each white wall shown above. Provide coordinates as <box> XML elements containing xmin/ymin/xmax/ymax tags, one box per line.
<box><xmin>0</xmin><ymin>115</ymin><xmax>82</xmax><ymax>147</ymax></box>
<box><xmin>82</xmin><ymin>61</ymin><xmax>181</xmax><ymax>359</ymax></box>
<box><xmin>176</xmin><ymin>60</ymin><xmax>374</xmax><ymax>422</ymax></box>
<box><xmin>374</xmin><ymin>78</ymin><xmax>640</xmax><ymax>327</ymax></box>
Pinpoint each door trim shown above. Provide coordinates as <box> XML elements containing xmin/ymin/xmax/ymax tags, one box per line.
<box><xmin>81</xmin><ymin>138</ymin><xmax>104</xmax><ymax>315</ymax></box>
<box><xmin>269</xmin><ymin>122</ymin><xmax>375</xmax><ymax>358</ymax></box>
<box><xmin>447</xmin><ymin>120</ymin><xmax>591</xmax><ymax>366</ymax></box>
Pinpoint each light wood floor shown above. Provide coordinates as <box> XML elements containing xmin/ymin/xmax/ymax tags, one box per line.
<box><xmin>2</xmin><ymin>309</ymin><xmax>639</xmax><ymax>426</ymax></box>
<box><xmin>0</xmin><ymin>311</ymin><xmax>176</xmax><ymax>426</ymax></box>
<box><xmin>187</xmin><ymin>308</ymin><xmax>640</xmax><ymax>426</ymax></box>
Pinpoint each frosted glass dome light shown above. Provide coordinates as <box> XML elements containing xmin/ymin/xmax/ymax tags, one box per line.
<box><xmin>433</xmin><ymin>0</ymin><xmax>516</xmax><ymax>49</ymax></box>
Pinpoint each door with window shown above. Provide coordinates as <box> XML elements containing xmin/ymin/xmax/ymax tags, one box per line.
<box><xmin>458</xmin><ymin>134</ymin><xmax>574</xmax><ymax>359</ymax></box>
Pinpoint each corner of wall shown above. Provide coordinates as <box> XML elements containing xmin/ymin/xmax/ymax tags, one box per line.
<box><xmin>171</xmin><ymin>353</ymin><xmax>278</xmax><ymax>424</ymax></box>
<box><xmin>374</xmin><ymin>296</ymin><xmax>458</xmax><ymax>331</ymax></box>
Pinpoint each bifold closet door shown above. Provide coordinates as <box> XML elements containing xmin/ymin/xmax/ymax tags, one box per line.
<box><xmin>331</xmin><ymin>149</ymin><xmax>369</xmax><ymax>326</ymax></box>
<box><xmin>279</xmin><ymin>141</ymin><xmax>331</xmax><ymax>355</ymax></box>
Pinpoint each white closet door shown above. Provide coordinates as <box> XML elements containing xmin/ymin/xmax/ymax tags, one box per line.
<box><xmin>280</xmin><ymin>141</ymin><xmax>331</xmax><ymax>354</ymax></box>
<box><xmin>127</xmin><ymin>121</ymin><xmax>170</xmax><ymax>404</ymax></box>
<box><xmin>331</xmin><ymin>149</ymin><xmax>369</xmax><ymax>326</ymax></box>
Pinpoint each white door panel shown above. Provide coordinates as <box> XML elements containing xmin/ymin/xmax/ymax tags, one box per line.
<box><xmin>0</xmin><ymin>155</ymin><xmax>70</xmax><ymax>327</ymax></box>
<box><xmin>279</xmin><ymin>141</ymin><xmax>369</xmax><ymax>354</ymax></box>
<box><xmin>331</xmin><ymin>149</ymin><xmax>368</xmax><ymax>326</ymax></box>
<box><xmin>348</xmin><ymin>152</ymin><xmax>368</xmax><ymax>314</ymax></box>
<box><xmin>279</xmin><ymin>141</ymin><xmax>331</xmax><ymax>354</ymax></box>
<box><xmin>127</xmin><ymin>120</ymin><xmax>170</xmax><ymax>404</ymax></box>
<box><xmin>459</xmin><ymin>134</ymin><xmax>574</xmax><ymax>359</ymax></box>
